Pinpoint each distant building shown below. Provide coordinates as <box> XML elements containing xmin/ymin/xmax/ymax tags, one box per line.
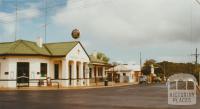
<box><xmin>0</xmin><ymin>39</ymin><xmax>90</xmax><ymax>88</ymax></box>
<box><xmin>107</xmin><ymin>64</ymin><xmax>141</xmax><ymax>84</ymax></box>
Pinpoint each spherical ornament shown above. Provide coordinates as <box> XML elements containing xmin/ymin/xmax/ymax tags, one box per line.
<box><xmin>71</xmin><ymin>29</ymin><xmax>80</xmax><ymax>39</ymax></box>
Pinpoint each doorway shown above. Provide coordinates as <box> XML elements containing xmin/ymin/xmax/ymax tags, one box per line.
<box><xmin>69</xmin><ymin>64</ymin><xmax>72</xmax><ymax>85</ymax></box>
<box><xmin>54</xmin><ymin>64</ymin><xmax>59</xmax><ymax>79</ymax></box>
<box><xmin>17</xmin><ymin>62</ymin><xmax>29</xmax><ymax>87</ymax></box>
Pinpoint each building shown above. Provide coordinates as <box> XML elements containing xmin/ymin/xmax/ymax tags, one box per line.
<box><xmin>0</xmin><ymin>39</ymin><xmax>90</xmax><ymax>88</ymax></box>
<box><xmin>89</xmin><ymin>53</ymin><xmax>111</xmax><ymax>85</ymax></box>
<box><xmin>107</xmin><ymin>64</ymin><xmax>141</xmax><ymax>84</ymax></box>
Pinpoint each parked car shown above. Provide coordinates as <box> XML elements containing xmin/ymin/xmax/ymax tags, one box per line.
<box><xmin>139</xmin><ymin>75</ymin><xmax>147</xmax><ymax>84</ymax></box>
<box><xmin>153</xmin><ymin>77</ymin><xmax>162</xmax><ymax>83</ymax></box>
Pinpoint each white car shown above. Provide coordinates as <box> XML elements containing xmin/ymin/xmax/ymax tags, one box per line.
<box><xmin>139</xmin><ymin>75</ymin><xmax>147</xmax><ymax>84</ymax></box>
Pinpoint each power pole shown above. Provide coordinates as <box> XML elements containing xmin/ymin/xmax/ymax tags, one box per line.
<box><xmin>191</xmin><ymin>48</ymin><xmax>200</xmax><ymax>86</ymax></box>
<box><xmin>140</xmin><ymin>52</ymin><xmax>142</xmax><ymax>71</ymax></box>
<box><xmin>44</xmin><ymin>0</ymin><xmax>47</xmax><ymax>43</ymax></box>
<box><xmin>14</xmin><ymin>0</ymin><xmax>18</xmax><ymax>41</ymax></box>
<box><xmin>140</xmin><ymin>52</ymin><xmax>143</xmax><ymax>78</ymax></box>
<box><xmin>191</xmin><ymin>48</ymin><xmax>200</xmax><ymax>73</ymax></box>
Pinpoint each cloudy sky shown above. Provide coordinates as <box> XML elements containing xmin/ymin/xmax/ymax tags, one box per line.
<box><xmin>0</xmin><ymin>0</ymin><xmax>200</xmax><ymax>64</ymax></box>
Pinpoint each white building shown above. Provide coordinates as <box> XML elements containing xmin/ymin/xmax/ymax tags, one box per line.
<box><xmin>107</xmin><ymin>64</ymin><xmax>141</xmax><ymax>84</ymax></box>
<box><xmin>0</xmin><ymin>39</ymin><xmax>90</xmax><ymax>88</ymax></box>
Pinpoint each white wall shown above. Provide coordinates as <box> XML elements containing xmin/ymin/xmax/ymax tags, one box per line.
<box><xmin>66</xmin><ymin>43</ymin><xmax>90</xmax><ymax>62</ymax></box>
<box><xmin>8</xmin><ymin>56</ymin><xmax>50</xmax><ymax>79</ymax></box>
<box><xmin>0</xmin><ymin>56</ymin><xmax>51</xmax><ymax>88</ymax></box>
<box><xmin>0</xmin><ymin>58</ymin><xmax>9</xmax><ymax>87</ymax></box>
<box><xmin>47</xmin><ymin>43</ymin><xmax>90</xmax><ymax>87</ymax></box>
<box><xmin>66</xmin><ymin>43</ymin><xmax>90</xmax><ymax>86</ymax></box>
<box><xmin>0</xmin><ymin>58</ymin><xmax>9</xmax><ymax>79</ymax></box>
<box><xmin>118</xmin><ymin>71</ymin><xmax>136</xmax><ymax>83</ymax></box>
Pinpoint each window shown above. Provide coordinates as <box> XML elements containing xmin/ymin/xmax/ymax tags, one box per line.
<box><xmin>178</xmin><ymin>81</ymin><xmax>186</xmax><ymax>90</ymax></box>
<box><xmin>40</xmin><ymin>63</ymin><xmax>47</xmax><ymax>77</ymax></box>
<box><xmin>98</xmin><ymin>67</ymin><xmax>103</xmax><ymax>76</ymax></box>
<box><xmin>170</xmin><ymin>81</ymin><xmax>176</xmax><ymax>90</ymax></box>
<box><xmin>54</xmin><ymin>64</ymin><xmax>59</xmax><ymax>79</ymax></box>
<box><xmin>187</xmin><ymin>81</ymin><xmax>194</xmax><ymax>90</ymax></box>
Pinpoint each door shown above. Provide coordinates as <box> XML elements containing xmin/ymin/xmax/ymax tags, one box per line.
<box><xmin>17</xmin><ymin>62</ymin><xmax>29</xmax><ymax>87</ymax></box>
<box><xmin>69</xmin><ymin>64</ymin><xmax>72</xmax><ymax>85</ymax></box>
<box><xmin>40</xmin><ymin>63</ymin><xmax>47</xmax><ymax>77</ymax></box>
<box><xmin>54</xmin><ymin>64</ymin><xmax>59</xmax><ymax>79</ymax></box>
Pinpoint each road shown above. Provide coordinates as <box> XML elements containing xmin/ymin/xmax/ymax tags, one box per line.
<box><xmin>0</xmin><ymin>84</ymin><xmax>199</xmax><ymax>109</ymax></box>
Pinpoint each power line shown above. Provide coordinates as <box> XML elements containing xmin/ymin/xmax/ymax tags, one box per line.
<box><xmin>0</xmin><ymin>0</ymin><xmax>115</xmax><ymax>39</ymax></box>
<box><xmin>1</xmin><ymin>0</ymin><xmax>69</xmax><ymax>11</ymax></box>
<box><xmin>37</xmin><ymin>2</ymin><xmax>67</xmax><ymax>10</ymax></box>
<box><xmin>0</xmin><ymin>0</ymin><xmax>113</xmax><ymax>20</ymax></box>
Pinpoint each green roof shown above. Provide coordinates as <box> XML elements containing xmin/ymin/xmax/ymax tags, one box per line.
<box><xmin>44</xmin><ymin>41</ymin><xmax>79</xmax><ymax>56</ymax></box>
<box><xmin>0</xmin><ymin>40</ymin><xmax>79</xmax><ymax>57</ymax></box>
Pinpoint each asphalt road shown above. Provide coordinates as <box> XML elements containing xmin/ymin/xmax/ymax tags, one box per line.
<box><xmin>0</xmin><ymin>84</ymin><xmax>199</xmax><ymax>109</ymax></box>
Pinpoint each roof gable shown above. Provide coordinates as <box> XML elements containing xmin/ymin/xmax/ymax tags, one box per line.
<box><xmin>66</xmin><ymin>43</ymin><xmax>90</xmax><ymax>61</ymax></box>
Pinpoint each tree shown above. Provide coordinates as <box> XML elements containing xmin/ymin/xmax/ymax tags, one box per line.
<box><xmin>112</xmin><ymin>61</ymin><xmax>121</xmax><ymax>66</ymax></box>
<box><xmin>157</xmin><ymin>61</ymin><xmax>200</xmax><ymax>82</ymax></box>
<box><xmin>142</xmin><ymin>59</ymin><xmax>200</xmax><ymax>82</ymax></box>
<box><xmin>96</xmin><ymin>52</ymin><xmax>110</xmax><ymax>63</ymax></box>
<box><xmin>142</xmin><ymin>59</ymin><xmax>163</xmax><ymax>76</ymax></box>
<box><xmin>141</xmin><ymin>59</ymin><xmax>157</xmax><ymax>75</ymax></box>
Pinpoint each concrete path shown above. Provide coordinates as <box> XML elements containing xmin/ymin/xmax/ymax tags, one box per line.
<box><xmin>0</xmin><ymin>82</ymin><xmax>134</xmax><ymax>91</ymax></box>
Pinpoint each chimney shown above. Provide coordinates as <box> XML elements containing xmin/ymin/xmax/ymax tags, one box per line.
<box><xmin>36</xmin><ymin>37</ymin><xmax>43</xmax><ymax>47</ymax></box>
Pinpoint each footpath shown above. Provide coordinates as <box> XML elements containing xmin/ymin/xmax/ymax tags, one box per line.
<box><xmin>0</xmin><ymin>82</ymin><xmax>135</xmax><ymax>91</ymax></box>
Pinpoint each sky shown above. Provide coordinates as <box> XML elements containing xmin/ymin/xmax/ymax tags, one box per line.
<box><xmin>0</xmin><ymin>0</ymin><xmax>200</xmax><ymax>64</ymax></box>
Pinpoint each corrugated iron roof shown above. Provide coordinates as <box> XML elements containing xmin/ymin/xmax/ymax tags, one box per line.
<box><xmin>0</xmin><ymin>40</ymin><xmax>79</xmax><ymax>57</ymax></box>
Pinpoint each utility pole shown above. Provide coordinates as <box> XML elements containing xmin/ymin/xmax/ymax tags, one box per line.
<box><xmin>44</xmin><ymin>0</ymin><xmax>47</xmax><ymax>43</ymax></box>
<box><xmin>191</xmin><ymin>48</ymin><xmax>200</xmax><ymax>86</ymax></box>
<box><xmin>14</xmin><ymin>0</ymin><xmax>18</xmax><ymax>41</ymax></box>
<box><xmin>191</xmin><ymin>48</ymin><xmax>200</xmax><ymax>73</ymax></box>
<box><xmin>140</xmin><ymin>52</ymin><xmax>142</xmax><ymax>71</ymax></box>
<box><xmin>139</xmin><ymin>52</ymin><xmax>142</xmax><ymax>83</ymax></box>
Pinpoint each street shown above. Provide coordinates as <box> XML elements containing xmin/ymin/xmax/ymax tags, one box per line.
<box><xmin>0</xmin><ymin>84</ymin><xmax>199</xmax><ymax>109</ymax></box>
